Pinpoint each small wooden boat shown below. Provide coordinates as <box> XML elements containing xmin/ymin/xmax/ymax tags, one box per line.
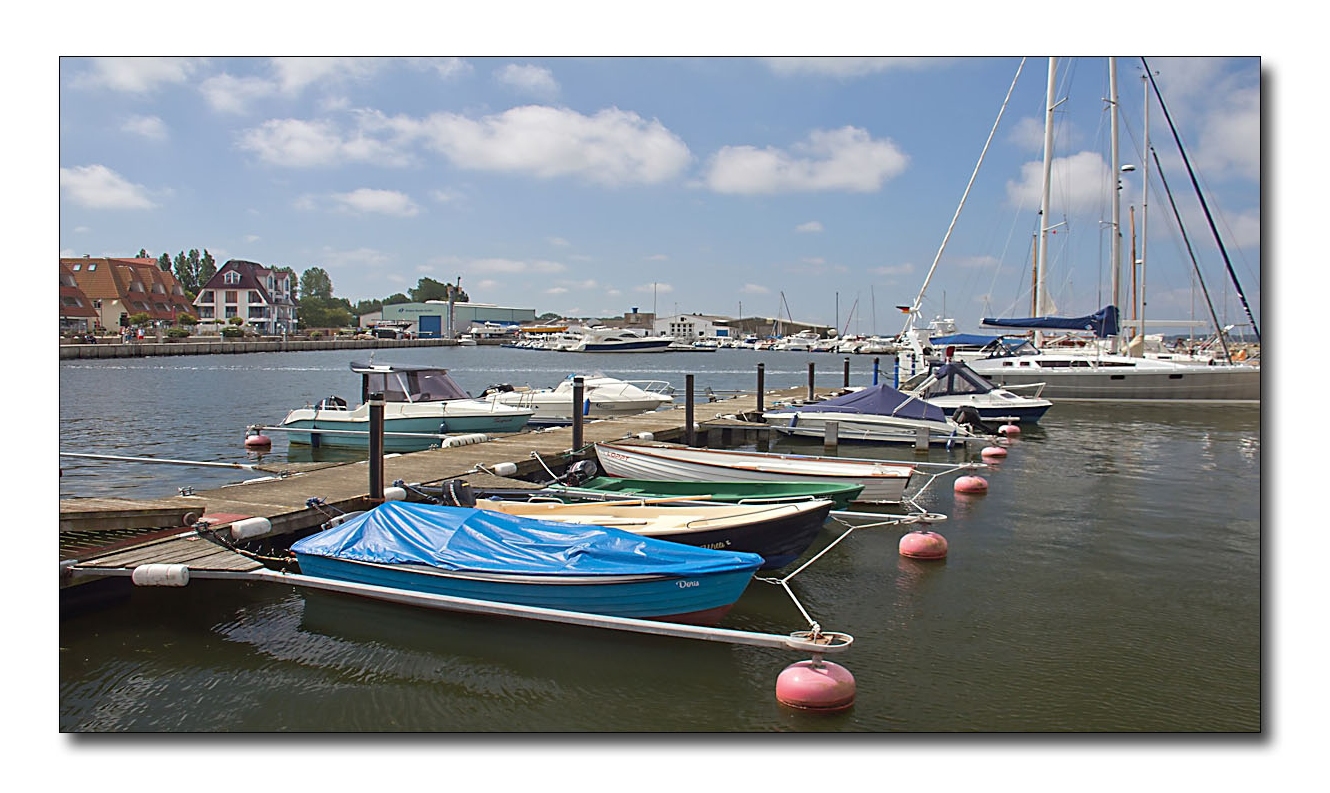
<box><xmin>594</xmin><ymin>440</ymin><xmax>916</xmax><ymax>504</ymax></box>
<box><xmin>289</xmin><ymin>501</ymin><xmax>764</xmax><ymax>626</ymax></box>
<box><xmin>559</xmin><ymin>476</ymin><xmax>863</xmax><ymax>511</ymax></box>
<box><xmin>472</xmin><ymin>495</ymin><xmax>835</xmax><ymax>570</ymax></box>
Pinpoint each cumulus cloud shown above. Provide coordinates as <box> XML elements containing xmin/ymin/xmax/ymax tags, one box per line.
<box><xmin>740</xmin><ymin>284</ymin><xmax>770</xmax><ymax>294</ymax></box>
<box><xmin>121</xmin><ymin>115</ymin><xmax>168</xmax><ymax>141</ymax></box>
<box><xmin>871</xmin><ymin>262</ymin><xmax>916</xmax><ymax>277</ymax></box>
<box><xmin>796</xmin><ymin>221</ymin><xmax>824</xmax><ymax>233</ymax></box>
<box><xmin>329</xmin><ymin>188</ymin><xmax>421</xmax><ymax>217</ymax></box>
<box><xmin>236</xmin><ymin>118</ymin><xmax>412</xmax><ymax>167</ymax></box>
<box><xmin>60</xmin><ymin>165</ymin><xmax>156</xmax><ymax>209</ymax></box>
<box><xmin>636</xmin><ymin>282</ymin><xmax>672</xmax><ymax>293</ymax></box>
<box><xmin>1005</xmin><ymin>151</ymin><xmax>1110</xmax><ymax>215</ymax></box>
<box><xmin>461</xmin><ymin>258</ymin><xmax>567</xmax><ymax>275</ymax></box>
<box><xmin>201</xmin><ymin>73</ymin><xmax>277</xmax><ymax>114</ymax></box>
<box><xmin>764</xmin><ymin>58</ymin><xmax>936</xmax><ymax>77</ymax></box>
<box><xmin>71</xmin><ymin>57</ymin><xmax>202</xmax><ymax>93</ymax></box>
<box><xmin>269</xmin><ymin>57</ymin><xmax>387</xmax><ymax>94</ymax></box>
<box><xmin>496</xmin><ymin>64</ymin><xmax>559</xmax><ymax>99</ymax></box>
<box><xmin>704</xmin><ymin>126</ymin><xmax>908</xmax><ymax>194</ymax></box>
<box><xmin>412</xmin><ymin>106</ymin><xmax>692</xmax><ymax>186</ymax></box>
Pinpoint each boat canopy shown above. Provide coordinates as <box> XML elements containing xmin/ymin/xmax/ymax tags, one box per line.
<box><xmin>349</xmin><ymin>361</ymin><xmax>471</xmax><ymax>403</ymax></box>
<box><xmin>291</xmin><ymin>502</ymin><xmax>763</xmax><ymax>576</ymax></box>
<box><xmin>905</xmin><ymin>362</ymin><xmax>1000</xmax><ymax>399</ymax></box>
<box><xmin>980</xmin><ymin>305</ymin><xmax>1120</xmax><ymax>338</ymax></box>
<box><xmin>802</xmin><ymin>384</ymin><xmax>949</xmax><ymax>423</ymax></box>
<box><xmin>930</xmin><ymin>333</ymin><xmax>1000</xmax><ymax>348</ymax></box>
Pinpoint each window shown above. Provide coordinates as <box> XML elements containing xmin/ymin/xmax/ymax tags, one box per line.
<box><xmin>248</xmin><ymin>291</ymin><xmax>262</xmax><ymax>303</ymax></box>
<box><xmin>223</xmin><ymin>271</ymin><xmax>241</xmax><ymax>285</ymax></box>
<box><xmin>88</xmin><ymin>263</ymin><xmax>97</xmax><ymax>271</ymax></box>
<box><xmin>72</xmin><ymin>263</ymin><xmax>81</xmax><ymax>271</ymax></box>
<box><xmin>225</xmin><ymin>291</ymin><xmax>238</xmax><ymax>304</ymax></box>
<box><xmin>200</xmin><ymin>291</ymin><xmax>213</xmax><ymax>303</ymax></box>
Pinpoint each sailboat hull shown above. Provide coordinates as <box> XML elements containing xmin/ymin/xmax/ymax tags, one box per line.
<box><xmin>967</xmin><ymin>357</ymin><xmax>1260</xmax><ymax>402</ymax></box>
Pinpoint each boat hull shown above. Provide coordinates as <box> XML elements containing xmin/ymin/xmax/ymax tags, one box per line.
<box><xmin>569</xmin><ymin>476</ymin><xmax>864</xmax><ymax>511</ymax></box>
<box><xmin>762</xmin><ymin>410</ymin><xmax>983</xmax><ymax>446</ymax></box>
<box><xmin>293</xmin><ymin>554</ymin><xmax>754</xmax><ymax>625</ymax></box>
<box><xmin>281</xmin><ymin>404</ymin><xmax>531</xmax><ymax>450</ymax></box>
<box><xmin>967</xmin><ymin>359</ymin><xmax>1260</xmax><ymax>402</ymax></box>
<box><xmin>594</xmin><ymin>442</ymin><xmax>913</xmax><ymax>504</ymax></box>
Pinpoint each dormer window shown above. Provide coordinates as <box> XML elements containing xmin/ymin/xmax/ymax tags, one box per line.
<box><xmin>223</xmin><ymin>271</ymin><xmax>241</xmax><ymax>285</ymax></box>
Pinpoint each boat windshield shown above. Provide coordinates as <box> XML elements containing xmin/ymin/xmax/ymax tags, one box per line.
<box><xmin>365</xmin><ymin>368</ymin><xmax>471</xmax><ymax>403</ymax></box>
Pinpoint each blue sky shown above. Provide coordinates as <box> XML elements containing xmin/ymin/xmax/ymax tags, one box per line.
<box><xmin>56</xmin><ymin>50</ymin><xmax>1262</xmax><ymax>337</ymax></box>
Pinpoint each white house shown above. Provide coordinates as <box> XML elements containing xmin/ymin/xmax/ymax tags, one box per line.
<box><xmin>193</xmin><ymin>259</ymin><xmax>297</xmax><ymax>335</ymax></box>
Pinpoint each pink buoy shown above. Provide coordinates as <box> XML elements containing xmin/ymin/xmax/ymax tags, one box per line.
<box><xmin>999</xmin><ymin>423</ymin><xmax>1021</xmax><ymax>436</ymax></box>
<box><xmin>980</xmin><ymin>445</ymin><xmax>1008</xmax><ymax>460</ymax></box>
<box><xmin>244</xmin><ymin>432</ymin><xmax>272</xmax><ymax>449</ymax></box>
<box><xmin>776</xmin><ymin>659</ymin><xmax>856</xmax><ymax>712</ymax></box>
<box><xmin>899</xmin><ymin>530</ymin><xmax>949</xmax><ymax>560</ymax></box>
<box><xmin>954</xmin><ymin>474</ymin><xmax>988</xmax><ymax>494</ymax></box>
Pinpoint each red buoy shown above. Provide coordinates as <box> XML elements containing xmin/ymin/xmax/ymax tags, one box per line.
<box><xmin>999</xmin><ymin>423</ymin><xmax>1021</xmax><ymax>436</ymax></box>
<box><xmin>899</xmin><ymin>530</ymin><xmax>949</xmax><ymax>559</ymax></box>
<box><xmin>776</xmin><ymin>659</ymin><xmax>856</xmax><ymax>712</ymax></box>
<box><xmin>954</xmin><ymin>474</ymin><xmax>988</xmax><ymax>494</ymax></box>
<box><xmin>980</xmin><ymin>445</ymin><xmax>1008</xmax><ymax>460</ymax></box>
<box><xmin>244</xmin><ymin>432</ymin><xmax>272</xmax><ymax>449</ymax></box>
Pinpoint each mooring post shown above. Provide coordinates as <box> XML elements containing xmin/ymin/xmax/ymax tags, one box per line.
<box><xmin>807</xmin><ymin>362</ymin><xmax>816</xmax><ymax>401</ymax></box>
<box><xmin>824</xmin><ymin>420</ymin><xmax>839</xmax><ymax>454</ymax></box>
<box><xmin>873</xmin><ymin>356</ymin><xmax>880</xmax><ymax>386</ymax></box>
<box><xmin>572</xmin><ymin>376</ymin><xmax>585</xmax><ymax>451</ymax></box>
<box><xmin>756</xmin><ymin>363</ymin><xmax>765</xmax><ymax>414</ymax></box>
<box><xmin>843</xmin><ymin>356</ymin><xmax>851</xmax><ymax>388</ymax></box>
<box><xmin>368</xmin><ymin>391</ymin><xmax>384</xmax><ymax>501</ymax></box>
<box><xmin>685</xmin><ymin>374</ymin><xmax>695</xmax><ymax>447</ymax></box>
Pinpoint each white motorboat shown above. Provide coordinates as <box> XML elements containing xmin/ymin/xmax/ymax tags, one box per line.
<box><xmin>761</xmin><ymin>383</ymin><xmax>992</xmax><ymax>447</ymax></box>
<box><xmin>279</xmin><ymin>361</ymin><xmax>534</xmax><ymax>450</ymax></box>
<box><xmin>479</xmin><ymin>374</ymin><xmax>674</xmax><ymax>424</ymax></box>
<box><xmin>899</xmin><ymin>360</ymin><xmax>1052</xmax><ymax>424</ymax></box>
<box><xmin>594</xmin><ymin>439</ymin><xmax>916</xmax><ymax>505</ymax></box>
<box><xmin>557</xmin><ymin>325</ymin><xmax>676</xmax><ymax>353</ymax></box>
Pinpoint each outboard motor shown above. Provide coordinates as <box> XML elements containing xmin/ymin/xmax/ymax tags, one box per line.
<box><xmin>437</xmin><ymin>479</ymin><xmax>477</xmax><ymax>508</ymax></box>
<box><xmin>560</xmin><ymin>459</ymin><xmax>599</xmax><ymax>486</ymax></box>
<box><xmin>952</xmin><ymin>406</ymin><xmax>996</xmax><ymax>436</ymax></box>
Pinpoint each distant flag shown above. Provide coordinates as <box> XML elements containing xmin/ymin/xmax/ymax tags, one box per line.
<box><xmin>896</xmin><ymin>305</ymin><xmax>911</xmax><ymax>313</ymax></box>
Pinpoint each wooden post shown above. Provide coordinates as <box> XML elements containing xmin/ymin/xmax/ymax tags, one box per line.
<box><xmin>873</xmin><ymin>356</ymin><xmax>880</xmax><ymax>386</ymax></box>
<box><xmin>824</xmin><ymin>420</ymin><xmax>839</xmax><ymax>454</ymax></box>
<box><xmin>756</xmin><ymin>363</ymin><xmax>765</xmax><ymax>413</ymax></box>
<box><xmin>685</xmin><ymin>374</ymin><xmax>695</xmax><ymax>447</ymax></box>
<box><xmin>843</xmin><ymin>356</ymin><xmax>851</xmax><ymax>388</ymax></box>
<box><xmin>572</xmin><ymin>376</ymin><xmax>585</xmax><ymax>451</ymax></box>
<box><xmin>368</xmin><ymin>392</ymin><xmax>384</xmax><ymax>501</ymax></box>
<box><xmin>807</xmin><ymin>362</ymin><xmax>816</xmax><ymax>401</ymax></box>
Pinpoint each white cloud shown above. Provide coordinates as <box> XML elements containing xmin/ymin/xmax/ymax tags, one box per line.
<box><xmin>704</xmin><ymin>126</ymin><xmax>908</xmax><ymax>194</ymax></box>
<box><xmin>635</xmin><ymin>282</ymin><xmax>672</xmax><ymax>293</ymax></box>
<box><xmin>546</xmin><ymin>286</ymin><xmax>569</xmax><ymax>295</ymax></box>
<box><xmin>121</xmin><ymin>115</ymin><xmax>168</xmax><ymax>141</ymax></box>
<box><xmin>236</xmin><ymin>118</ymin><xmax>412</xmax><ymax>168</ymax></box>
<box><xmin>796</xmin><ymin>221</ymin><xmax>824</xmax><ymax>233</ymax></box>
<box><xmin>740</xmin><ymin>284</ymin><xmax>770</xmax><ymax>295</ymax></box>
<box><xmin>1194</xmin><ymin>85</ymin><xmax>1260</xmax><ymax>181</ymax></box>
<box><xmin>548</xmin><ymin>237</ymin><xmax>571</xmax><ymax>247</ymax></box>
<box><xmin>329</xmin><ymin>188</ymin><xmax>421</xmax><ymax>217</ymax></box>
<box><xmin>269</xmin><ymin>57</ymin><xmax>387</xmax><ymax>94</ymax></box>
<box><xmin>461</xmin><ymin>257</ymin><xmax>567</xmax><ymax>275</ymax></box>
<box><xmin>871</xmin><ymin>262</ymin><xmax>916</xmax><ymax>277</ymax></box>
<box><xmin>495</xmin><ymin>64</ymin><xmax>560</xmax><ymax>99</ymax></box>
<box><xmin>764</xmin><ymin>58</ymin><xmax>936</xmax><ymax>78</ymax></box>
<box><xmin>72</xmin><ymin>57</ymin><xmax>202</xmax><ymax>93</ymax></box>
<box><xmin>201</xmin><ymin>73</ymin><xmax>277</xmax><ymax>114</ymax></box>
<box><xmin>413</xmin><ymin>106</ymin><xmax>692</xmax><ymax>186</ymax></box>
<box><xmin>1005</xmin><ymin>150</ymin><xmax>1110</xmax><ymax>215</ymax></box>
<box><xmin>60</xmin><ymin>165</ymin><xmax>156</xmax><ymax>209</ymax></box>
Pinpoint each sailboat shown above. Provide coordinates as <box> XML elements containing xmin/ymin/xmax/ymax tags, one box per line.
<box><xmin>901</xmin><ymin>58</ymin><xmax>1260</xmax><ymax>403</ymax></box>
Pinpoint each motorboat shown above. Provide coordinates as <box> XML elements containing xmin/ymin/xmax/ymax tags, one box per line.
<box><xmin>289</xmin><ymin>501</ymin><xmax>764</xmax><ymax>625</ymax></box>
<box><xmin>557</xmin><ymin>325</ymin><xmax>676</xmax><ymax>353</ymax></box>
<box><xmin>761</xmin><ymin>383</ymin><xmax>992</xmax><ymax>447</ymax></box>
<box><xmin>594</xmin><ymin>440</ymin><xmax>916</xmax><ymax>505</ymax></box>
<box><xmin>279</xmin><ymin>361</ymin><xmax>534</xmax><ymax>451</ymax></box>
<box><xmin>479</xmin><ymin>373</ymin><xmax>674</xmax><ymax>425</ymax></box>
<box><xmin>899</xmin><ymin>360</ymin><xmax>1053</xmax><ymax>424</ymax></box>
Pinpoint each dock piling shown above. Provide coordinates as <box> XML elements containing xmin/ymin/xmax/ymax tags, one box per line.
<box><xmin>756</xmin><ymin>363</ymin><xmax>765</xmax><ymax>413</ymax></box>
<box><xmin>685</xmin><ymin>374</ymin><xmax>695</xmax><ymax>446</ymax></box>
<box><xmin>843</xmin><ymin>357</ymin><xmax>850</xmax><ymax>388</ymax></box>
<box><xmin>368</xmin><ymin>392</ymin><xmax>384</xmax><ymax>501</ymax></box>
<box><xmin>572</xmin><ymin>376</ymin><xmax>585</xmax><ymax>451</ymax></box>
<box><xmin>807</xmin><ymin>362</ymin><xmax>816</xmax><ymax>401</ymax></box>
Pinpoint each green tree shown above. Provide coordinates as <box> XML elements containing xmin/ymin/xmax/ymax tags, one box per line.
<box><xmin>298</xmin><ymin>297</ymin><xmax>353</xmax><ymax>330</ymax></box>
<box><xmin>199</xmin><ymin>250</ymin><xmax>217</xmax><ymax>289</ymax></box>
<box><xmin>300</xmin><ymin>267</ymin><xmax>335</xmax><ymax>301</ymax></box>
<box><xmin>383</xmin><ymin>293</ymin><xmax>412</xmax><ymax>306</ymax></box>
<box><xmin>158</xmin><ymin>252</ymin><xmax>171</xmax><ymax>273</ymax></box>
<box><xmin>128</xmin><ymin>312</ymin><xmax>152</xmax><ymax>326</ymax></box>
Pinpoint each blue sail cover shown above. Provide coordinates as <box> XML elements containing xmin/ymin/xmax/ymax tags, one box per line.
<box><xmin>802</xmin><ymin>384</ymin><xmax>950</xmax><ymax>423</ymax></box>
<box><xmin>981</xmin><ymin>305</ymin><xmax>1120</xmax><ymax>338</ymax></box>
<box><xmin>291</xmin><ymin>501</ymin><xmax>763</xmax><ymax>576</ymax></box>
<box><xmin>930</xmin><ymin>333</ymin><xmax>1001</xmax><ymax>347</ymax></box>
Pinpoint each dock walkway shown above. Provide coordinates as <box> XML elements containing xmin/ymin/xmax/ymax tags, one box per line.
<box><xmin>61</xmin><ymin>389</ymin><xmax>807</xmax><ymax>586</ymax></box>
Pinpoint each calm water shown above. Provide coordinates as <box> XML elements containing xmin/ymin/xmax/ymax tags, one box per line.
<box><xmin>57</xmin><ymin>347</ymin><xmax>1263</xmax><ymax>733</ymax></box>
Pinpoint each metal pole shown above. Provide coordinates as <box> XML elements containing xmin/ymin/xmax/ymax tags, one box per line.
<box><xmin>756</xmin><ymin>363</ymin><xmax>765</xmax><ymax>413</ymax></box>
<box><xmin>807</xmin><ymin>362</ymin><xmax>816</xmax><ymax>401</ymax></box>
<box><xmin>368</xmin><ymin>392</ymin><xmax>384</xmax><ymax>501</ymax></box>
<box><xmin>685</xmin><ymin>374</ymin><xmax>695</xmax><ymax>447</ymax></box>
<box><xmin>843</xmin><ymin>357</ymin><xmax>850</xmax><ymax>388</ymax></box>
<box><xmin>873</xmin><ymin>356</ymin><xmax>880</xmax><ymax>386</ymax></box>
<box><xmin>572</xmin><ymin>376</ymin><xmax>584</xmax><ymax>451</ymax></box>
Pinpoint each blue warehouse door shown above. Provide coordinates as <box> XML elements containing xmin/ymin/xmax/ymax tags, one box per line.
<box><xmin>418</xmin><ymin>315</ymin><xmax>442</xmax><ymax>338</ymax></box>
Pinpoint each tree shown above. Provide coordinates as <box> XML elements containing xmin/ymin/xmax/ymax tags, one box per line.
<box><xmin>158</xmin><ymin>252</ymin><xmax>171</xmax><ymax>273</ymax></box>
<box><xmin>300</xmin><ymin>267</ymin><xmax>335</xmax><ymax>301</ymax></box>
<box><xmin>198</xmin><ymin>250</ymin><xmax>217</xmax><ymax>289</ymax></box>
<box><xmin>297</xmin><ymin>297</ymin><xmax>353</xmax><ymax>330</ymax></box>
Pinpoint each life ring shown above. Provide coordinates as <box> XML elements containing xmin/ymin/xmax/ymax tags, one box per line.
<box><xmin>1233</xmin><ymin>348</ymin><xmax>1248</xmax><ymax>362</ymax></box>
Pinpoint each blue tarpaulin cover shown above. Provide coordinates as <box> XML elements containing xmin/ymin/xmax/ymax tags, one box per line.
<box><xmin>291</xmin><ymin>502</ymin><xmax>763</xmax><ymax>576</ymax></box>
<box><xmin>801</xmin><ymin>384</ymin><xmax>950</xmax><ymax>423</ymax></box>
<box><xmin>981</xmin><ymin>305</ymin><xmax>1120</xmax><ymax>338</ymax></box>
<box><xmin>930</xmin><ymin>333</ymin><xmax>1000</xmax><ymax>347</ymax></box>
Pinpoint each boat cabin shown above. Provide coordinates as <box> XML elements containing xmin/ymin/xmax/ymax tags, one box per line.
<box><xmin>349</xmin><ymin>362</ymin><xmax>471</xmax><ymax>404</ymax></box>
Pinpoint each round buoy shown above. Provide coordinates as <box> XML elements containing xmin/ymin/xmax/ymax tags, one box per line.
<box><xmin>776</xmin><ymin>659</ymin><xmax>856</xmax><ymax>712</ymax></box>
<box><xmin>954</xmin><ymin>474</ymin><xmax>988</xmax><ymax>494</ymax></box>
<box><xmin>899</xmin><ymin>530</ymin><xmax>949</xmax><ymax>560</ymax></box>
<box><xmin>244</xmin><ymin>432</ymin><xmax>271</xmax><ymax>449</ymax></box>
<box><xmin>981</xmin><ymin>445</ymin><xmax>1008</xmax><ymax>460</ymax></box>
<box><xmin>999</xmin><ymin>423</ymin><xmax>1021</xmax><ymax>436</ymax></box>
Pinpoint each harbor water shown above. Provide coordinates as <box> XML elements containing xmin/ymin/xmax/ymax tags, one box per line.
<box><xmin>57</xmin><ymin>346</ymin><xmax>1264</xmax><ymax>736</ymax></box>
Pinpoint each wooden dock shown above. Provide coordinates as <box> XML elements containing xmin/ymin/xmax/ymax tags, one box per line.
<box><xmin>60</xmin><ymin>388</ymin><xmax>807</xmax><ymax>589</ymax></box>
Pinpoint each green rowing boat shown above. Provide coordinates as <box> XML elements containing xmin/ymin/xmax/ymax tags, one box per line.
<box><xmin>558</xmin><ymin>476</ymin><xmax>864</xmax><ymax>511</ymax></box>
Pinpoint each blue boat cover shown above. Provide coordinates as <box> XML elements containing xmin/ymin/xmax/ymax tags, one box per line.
<box><xmin>291</xmin><ymin>502</ymin><xmax>763</xmax><ymax>576</ymax></box>
<box><xmin>930</xmin><ymin>333</ymin><xmax>1000</xmax><ymax>347</ymax></box>
<box><xmin>981</xmin><ymin>305</ymin><xmax>1120</xmax><ymax>338</ymax></box>
<box><xmin>799</xmin><ymin>384</ymin><xmax>949</xmax><ymax>423</ymax></box>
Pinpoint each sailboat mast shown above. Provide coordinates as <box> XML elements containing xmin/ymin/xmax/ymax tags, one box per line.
<box><xmin>1034</xmin><ymin>57</ymin><xmax>1058</xmax><ymax>347</ymax></box>
<box><xmin>1109</xmin><ymin>57</ymin><xmax>1124</xmax><ymax>331</ymax></box>
<box><xmin>1139</xmin><ymin>68</ymin><xmax>1152</xmax><ymax>332</ymax></box>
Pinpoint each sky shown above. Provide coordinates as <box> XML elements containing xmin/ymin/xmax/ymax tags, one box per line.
<box><xmin>55</xmin><ymin>49</ymin><xmax>1263</xmax><ymax>338</ymax></box>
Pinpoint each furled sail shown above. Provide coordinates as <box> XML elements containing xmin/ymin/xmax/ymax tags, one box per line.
<box><xmin>980</xmin><ymin>305</ymin><xmax>1120</xmax><ymax>338</ymax></box>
